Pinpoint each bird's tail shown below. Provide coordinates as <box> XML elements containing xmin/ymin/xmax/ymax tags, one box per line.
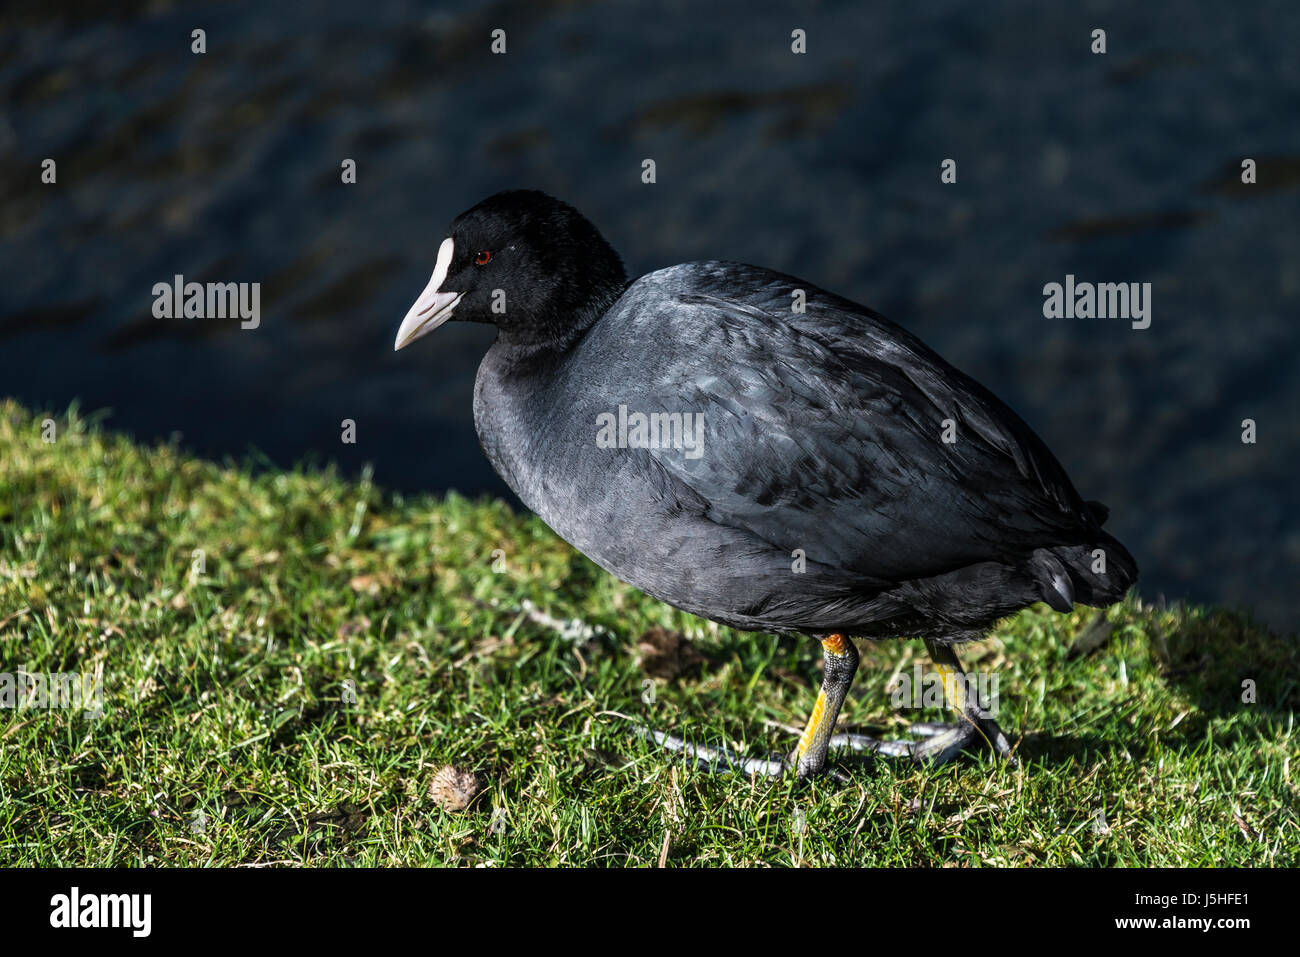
<box><xmin>1030</xmin><ymin>521</ymin><xmax>1138</xmax><ymax>614</ymax></box>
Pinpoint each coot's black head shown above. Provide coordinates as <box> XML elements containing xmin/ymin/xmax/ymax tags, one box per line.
<box><xmin>394</xmin><ymin>190</ymin><xmax>627</xmax><ymax>352</ymax></box>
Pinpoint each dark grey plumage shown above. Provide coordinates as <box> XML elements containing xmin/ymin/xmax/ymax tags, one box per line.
<box><xmin>475</xmin><ymin>259</ymin><xmax>1135</xmax><ymax>641</ymax></box>
<box><xmin>396</xmin><ymin>189</ymin><xmax>1138</xmax><ymax>776</ymax></box>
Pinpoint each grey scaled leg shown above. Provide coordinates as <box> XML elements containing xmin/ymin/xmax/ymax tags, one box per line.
<box><xmin>791</xmin><ymin>633</ymin><xmax>860</xmax><ymax>777</ymax></box>
<box><xmin>636</xmin><ymin>633</ymin><xmax>1018</xmax><ymax>777</ymax></box>
<box><xmin>634</xmin><ymin>633</ymin><xmax>861</xmax><ymax>780</ymax></box>
<box><xmin>907</xmin><ymin>637</ymin><xmax>1018</xmax><ymax>765</ymax></box>
<box><xmin>821</xmin><ymin>638</ymin><xmax>1019</xmax><ymax>765</ymax></box>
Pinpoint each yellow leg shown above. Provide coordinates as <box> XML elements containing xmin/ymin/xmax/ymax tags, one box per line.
<box><xmin>794</xmin><ymin>633</ymin><xmax>858</xmax><ymax>776</ymax></box>
<box><xmin>931</xmin><ymin>659</ymin><xmax>969</xmax><ymax>714</ymax></box>
<box><xmin>918</xmin><ymin>637</ymin><xmax>1016</xmax><ymax>763</ymax></box>
<box><xmin>795</xmin><ymin>691</ymin><xmax>830</xmax><ymax>759</ymax></box>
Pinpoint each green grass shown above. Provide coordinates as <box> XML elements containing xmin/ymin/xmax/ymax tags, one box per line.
<box><xmin>0</xmin><ymin>400</ymin><xmax>1296</xmax><ymax>867</ymax></box>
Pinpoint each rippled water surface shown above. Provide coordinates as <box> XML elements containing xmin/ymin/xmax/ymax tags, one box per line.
<box><xmin>2</xmin><ymin>1</ymin><xmax>1298</xmax><ymax>629</ymax></box>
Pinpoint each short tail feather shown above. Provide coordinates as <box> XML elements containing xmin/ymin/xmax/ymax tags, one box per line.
<box><xmin>1031</xmin><ymin>525</ymin><xmax>1138</xmax><ymax>613</ymax></box>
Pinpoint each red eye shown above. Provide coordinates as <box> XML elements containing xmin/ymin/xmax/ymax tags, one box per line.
<box><xmin>475</xmin><ymin>250</ymin><xmax>492</xmax><ymax>265</ymax></box>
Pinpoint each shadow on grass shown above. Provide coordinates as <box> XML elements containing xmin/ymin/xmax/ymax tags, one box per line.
<box><xmin>1152</xmin><ymin>607</ymin><xmax>1299</xmax><ymax>718</ymax></box>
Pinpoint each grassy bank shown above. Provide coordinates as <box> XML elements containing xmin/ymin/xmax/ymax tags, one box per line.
<box><xmin>0</xmin><ymin>401</ymin><xmax>1295</xmax><ymax>866</ymax></box>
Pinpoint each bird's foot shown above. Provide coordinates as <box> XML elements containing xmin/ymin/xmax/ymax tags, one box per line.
<box><xmin>828</xmin><ymin>711</ymin><xmax>1019</xmax><ymax>767</ymax></box>
<box><xmin>632</xmin><ymin>726</ymin><xmax>859</xmax><ymax>782</ymax></box>
<box><xmin>633</xmin><ymin>726</ymin><xmax>789</xmax><ymax>777</ymax></box>
<box><xmin>633</xmin><ymin>707</ymin><xmax>1017</xmax><ymax>781</ymax></box>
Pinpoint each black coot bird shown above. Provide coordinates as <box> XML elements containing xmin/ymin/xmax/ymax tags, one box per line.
<box><xmin>395</xmin><ymin>190</ymin><xmax>1137</xmax><ymax>778</ymax></box>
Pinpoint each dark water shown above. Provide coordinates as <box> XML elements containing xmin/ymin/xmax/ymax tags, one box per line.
<box><xmin>2</xmin><ymin>1</ymin><xmax>1297</xmax><ymax>630</ymax></box>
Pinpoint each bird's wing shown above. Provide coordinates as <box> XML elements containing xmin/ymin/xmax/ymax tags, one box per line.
<box><xmin>603</xmin><ymin>262</ymin><xmax>1092</xmax><ymax>584</ymax></box>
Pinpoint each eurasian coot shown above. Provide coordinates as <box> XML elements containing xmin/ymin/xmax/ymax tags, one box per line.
<box><xmin>395</xmin><ymin>190</ymin><xmax>1137</xmax><ymax>777</ymax></box>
